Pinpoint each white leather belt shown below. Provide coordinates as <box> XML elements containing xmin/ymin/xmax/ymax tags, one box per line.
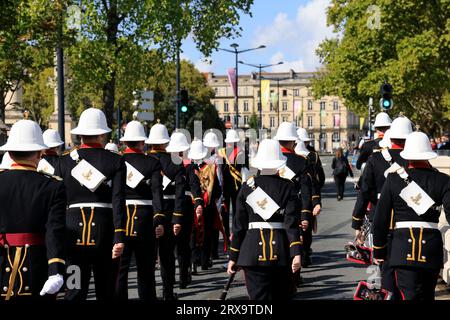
<box><xmin>185</xmin><ymin>191</ymin><xmax>192</xmax><ymax>197</ymax></box>
<box><xmin>126</xmin><ymin>199</ymin><xmax>152</xmax><ymax>206</ymax></box>
<box><xmin>395</xmin><ymin>221</ymin><xmax>438</xmax><ymax>230</ymax></box>
<box><xmin>248</xmin><ymin>222</ymin><xmax>284</xmax><ymax>230</ymax></box>
<box><xmin>69</xmin><ymin>202</ymin><xmax>112</xmax><ymax>209</ymax></box>
<box><xmin>377</xmin><ymin>193</ymin><xmax>381</xmax><ymax>199</ymax></box>
<box><xmin>164</xmin><ymin>195</ymin><xmax>176</xmax><ymax>200</ymax></box>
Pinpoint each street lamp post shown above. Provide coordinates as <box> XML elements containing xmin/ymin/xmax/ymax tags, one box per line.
<box><xmin>238</xmin><ymin>61</ymin><xmax>283</xmax><ymax>129</ymax></box>
<box><xmin>218</xmin><ymin>44</ymin><xmax>265</xmax><ymax>128</ymax></box>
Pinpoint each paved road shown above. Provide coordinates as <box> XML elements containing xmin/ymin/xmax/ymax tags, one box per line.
<box><xmin>88</xmin><ymin>155</ymin><xmax>370</xmax><ymax>300</ymax></box>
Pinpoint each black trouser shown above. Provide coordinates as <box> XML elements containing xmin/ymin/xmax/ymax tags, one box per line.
<box><xmin>116</xmin><ymin>235</ymin><xmax>156</xmax><ymax>301</ymax></box>
<box><xmin>334</xmin><ymin>174</ymin><xmax>347</xmax><ymax>199</ymax></box>
<box><xmin>65</xmin><ymin>247</ymin><xmax>117</xmax><ymax>301</ymax></box>
<box><xmin>175</xmin><ymin>198</ymin><xmax>194</xmax><ymax>285</ymax></box>
<box><xmin>394</xmin><ymin>266</ymin><xmax>440</xmax><ymax>300</ymax></box>
<box><xmin>380</xmin><ymin>235</ymin><xmax>400</xmax><ymax>299</ymax></box>
<box><xmin>157</xmin><ymin>221</ymin><xmax>176</xmax><ymax>299</ymax></box>
<box><xmin>302</xmin><ymin>226</ymin><xmax>313</xmax><ymax>256</ymax></box>
<box><xmin>200</xmin><ymin>203</ymin><xmax>216</xmax><ymax>268</ymax></box>
<box><xmin>243</xmin><ymin>266</ymin><xmax>293</xmax><ymax>300</ymax></box>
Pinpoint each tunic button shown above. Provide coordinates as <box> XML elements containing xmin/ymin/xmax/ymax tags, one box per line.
<box><xmin>134</xmin><ymin>216</ymin><xmax>138</xmax><ymax>220</ymax></box>
<box><xmin>422</xmin><ymin>256</ymin><xmax>426</xmax><ymax>259</ymax></box>
<box><xmin>272</xmin><ymin>241</ymin><xmax>276</xmax><ymax>245</ymax></box>
<box><xmin>133</xmin><ymin>231</ymin><xmax>137</xmax><ymax>234</ymax></box>
<box><xmin>25</xmin><ymin>244</ymin><xmax>30</xmax><ymax>249</ymax></box>
<box><xmin>408</xmin><ymin>239</ymin><xmax>412</xmax><ymax>243</ymax></box>
<box><xmin>91</xmin><ymin>222</ymin><xmax>95</xmax><ymax>226</ymax></box>
<box><xmin>274</xmin><ymin>255</ymin><xmax>278</xmax><ymax>259</ymax></box>
<box><xmin>79</xmin><ymin>222</ymin><xmax>83</xmax><ymax>227</ymax></box>
<box><xmin>259</xmin><ymin>242</ymin><xmax>262</xmax><ymax>245</ymax></box>
<box><xmin>422</xmin><ymin>240</ymin><xmax>426</xmax><ymax>244</ymax></box>
<box><xmin>24</xmin><ymin>286</ymin><xmax>29</xmax><ymax>291</ymax></box>
<box><xmin>258</xmin><ymin>255</ymin><xmax>262</xmax><ymax>259</ymax></box>
<box><xmin>22</xmin><ymin>267</ymin><xmax>28</xmax><ymax>272</ymax></box>
<box><xmin>77</xmin><ymin>239</ymin><xmax>81</xmax><ymax>243</ymax></box>
<box><xmin>407</xmin><ymin>254</ymin><xmax>412</xmax><ymax>258</ymax></box>
<box><xmin>5</xmin><ymin>267</ymin><xmax>10</xmax><ymax>272</ymax></box>
<box><xmin>91</xmin><ymin>240</ymin><xmax>95</xmax><ymax>243</ymax></box>
<box><xmin>4</xmin><ymin>244</ymin><xmax>8</xmax><ymax>249</ymax></box>
<box><xmin>3</xmin><ymin>287</ymin><xmax>7</xmax><ymax>292</ymax></box>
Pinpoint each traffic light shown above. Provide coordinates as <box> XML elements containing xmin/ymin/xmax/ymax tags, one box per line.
<box><xmin>379</xmin><ymin>83</ymin><xmax>393</xmax><ymax>110</ymax></box>
<box><xmin>180</xmin><ymin>89</ymin><xmax>189</xmax><ymax>113</ymax></box>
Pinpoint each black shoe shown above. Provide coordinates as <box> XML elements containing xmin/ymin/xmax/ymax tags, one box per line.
<box><xmin>201</xmin><ymin>265</ymin><xmax>209</xmax><ymax>271</ymax></box>
<box><xmin>179</xmin><ymin>283</ymin><xmax>187</xmax><ymax>289</ymax></box>
<box><xmin>296</xmin><ymin>275</ymin><xmax>304</xmax><ymax>287</ymax></box>
<box><xmin>164</xmin><ymin>293</ymin><xmax>178</xmax><ymax>300</ymax></box>
<box><xmin>192</xmin><ymin>264</ymin><xmax>198</xmax><ymax>275</ymax></box>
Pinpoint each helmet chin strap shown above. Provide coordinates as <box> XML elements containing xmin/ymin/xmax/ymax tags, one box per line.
<box><xmin>259</xmin><ymin>168</ymin><xmax>278</xmax><ymax>176</ymax></box>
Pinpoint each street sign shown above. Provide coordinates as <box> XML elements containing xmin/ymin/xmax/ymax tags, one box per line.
<box><xmin>141</xmin><ymin>90</ymin><xmax>154</xmax><ymax>101</ymax></box>
<box><xmin>140</xmin><ymin>101</ymin><xmax>154</xmax><ymax>110</ymax></box>
<box><xmin>135</xmin><ymin>111</ymin><xmax>154</xmax><ymax>121</ymax></box>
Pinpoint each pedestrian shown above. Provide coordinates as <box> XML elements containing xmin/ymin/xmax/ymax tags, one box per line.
<box><xmin>0</xmin><ymin>120</ymin><xmax>66</xmax><ymax>301</ymax></box>
<box><xmin>227</xmin><ymin>139</ymin><xmax>302</xmax><ymax>300</ymax></box>
<box><xmin>115</xmin><ymin>120</ymin><xmax>164</xmax><ymax>301</ymax></box>
<box><xmin>146</xmin><ymin>121</ymin><xmax>183</xmax><ymax>300</ymax></box>
<box><xmin>372</xmin><ymin>131</ymin><xmax>450</xmax><ymax>300</ymax></box>
<box><xmin>331</xmin><ymin>147</ymin><xmax>353</xmax><ymax>201</ymax></box>
<box><xmin>38</xmin><ymin>129</ymin><xmax>64</xmax><ymax>175</ymax></box>
<box><xmin>438</xmin><ymin>133</ymin><xmax>450</xmax><ymax>150</ymax></box>
<box><xmin>430</xmin><ymin>138</ymin><xmax>437</xmax><ymax>150</ymax></box>
<box><xmin>166</xmin><ymin>132</ymin><xmax>204</xmax><ymax>288</ymax></box>
<box><xmin>56</xmin><ymin>108</ymin><xmax>126</xmax><ymax>301</ymax></box>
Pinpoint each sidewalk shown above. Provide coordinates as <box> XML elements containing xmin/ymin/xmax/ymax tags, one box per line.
<box><xmin>436</xmin><ymin>280</ymin><xmax>450</xmax><ymax>300</ymax></box>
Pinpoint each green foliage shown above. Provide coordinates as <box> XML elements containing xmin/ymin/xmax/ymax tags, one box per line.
<box><xmin>313</xmin><ymin>0</ymin><xmax>450</xmax><ymax>135</ymax></box>
<box><xmin>249</xmin><ymin>112</ymin><xmax>258</xmax><ymax>130</ymax></box>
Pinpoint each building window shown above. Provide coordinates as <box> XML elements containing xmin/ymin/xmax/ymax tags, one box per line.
<box><xmin>282</xmin><ymin>90</ymin><xmax>287</xmax><ymax>97</ymax></box>
<box><xmin>333</xmin><ymin>114</ymin><xmax>340</xmax><ymax>127</ymax></box>
<box><xmin>320</xmin><ymin>101</ymin><xmax>326</xmax><ymax>110</ymax></box>
<box><xmin>282</xmin><ymin>101</ymin><xmax>288</xmax><ymax>111</ymax></box>
<box><xmin>244</xmin><ymin>100</ymin><xmax>249</xmax><ymax>112</ymax></box>
<box><xmin>307</xmin><ymin>116</ymin><xmax>313</xmax><ymax>128</ymax></box>
<box><xmin>213</xmin><ymin>101</ymin><xmax>218</xmax><ymax>110</ymax></box>
<box><xmin>307</xmin><ymin>88</ymin><xmax>312</xmax><ymax>96</ymax></box>
<box><xmin>282</xmin><ymin>116</ymin><xmax>287</xmax><ymax>122</ymax></box>
<box><xmin>333</xmin><ymin>132</ymin><xmax>340</xmax><ymax>142</ymax></box>
<box><xmin>307</xmin><ymin>100</ymin><xmax>313</xmax><ymax>110</ymax></box>
<box><xmin>244</xmin><ymin>116</ymin><xmax>249</xmax><ymax>125</ymax></box>
<box><xmin>244</xmin><ymin>87</ymin><xmax>248</xmax><ymax>96</ymax></box>
<box><xmin>270</xmin><ymin>117</ymin><xmax>276</xmax><ymax>127</ymax></box>
<box><xmin>309</xmin><ymin>133</ymin><xmax>314</xmax><ymax>140</ymax></box>
<box><xmin>270</xmin><ymin>103</ymin><xmax>274</xmax><ymax>112</ymax></box>
<box><xmin>224</xmin><ymin>101</ymin><xmax>229</xmax><ymax>112</ymax></box>
<box><xmin>224</xmin><ymin>114</ymin><xmax>230</xmax><ymax>122</ymax></box>
<box><xmin>333</xmin><ymin>101</ymin><xmax>339</xmax><ymax>110</ymax></box>
<box><xmin>293</xmin><ymin>89</ymin><xmax>299</xmax><ymax>96</ymax></box>
<box><xmin>214</xmin><ymin>88</ymin><xmax>219</xmax><ymax>96</ymax></box>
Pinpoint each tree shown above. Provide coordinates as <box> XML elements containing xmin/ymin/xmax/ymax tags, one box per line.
<box><xmin>0</xmin><ymin>0</ymin><xmax>60</xmax><ymax>122</ymax></box>
<box><xmin>69</xmin><ymin>0</ymin><xmax>254</xmax><ymax>128</ymax></box>
<box><xmin>313</xmin><ymin>0</ymin><xmax>450</xmax><ymax>135</ymax></box>
<box><xmin>249</xmin><ymin>112</ymin><xmax>258</xmax><ymax>130</ymax></box>
<box><xmin>149</xmin><ymin>59</ymin><xmax>224</xmax><ymax>134</ymax></box>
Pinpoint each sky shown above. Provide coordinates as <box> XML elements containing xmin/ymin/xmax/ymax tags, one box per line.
<box><xmin>181</xmin><ymin>0</ymin><xmax>337</xmax><ymax>76</ymax></box>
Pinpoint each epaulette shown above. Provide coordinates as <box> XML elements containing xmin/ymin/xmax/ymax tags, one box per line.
<box><xmin>41</xmin><ymin>171</ymin><xmax>63</xmax><ymax>181</ymax></box>
<box><xmin>246</xmin><ymin>176</ymin><xmax>256</xmax><ymax>188</ymax></box>
<box><xmin>63</xmin><ymin>147</ymin><xmax>78</xmax><ymax>156</ymax></box>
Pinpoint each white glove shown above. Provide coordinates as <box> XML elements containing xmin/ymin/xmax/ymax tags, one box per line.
<box><xmin>40</xmin><ymin>274</ymin><xmax>64</xmax><ymax>296</ymax></box>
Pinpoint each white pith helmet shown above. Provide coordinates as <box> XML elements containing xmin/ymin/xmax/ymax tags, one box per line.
<box><xmin>274</xmin><ymin>122</ymin><xmax>299</xmax><ymax>141</ymax></box>
<box><xmin>297</xmin><ymin>127</ymin><xmax>312</xmax><ymax>142</ymax></box>
<box><xmin>203</xmin><ymin>131</ymin><xmax>220</xmax><ymax>148</ymax></box>
<box><xmin>400</xmin><ymin>131</ymin><xmax>437</xmax><ymax>160</ymax></box>
<box><xmin>250</xmin><ymin>139</ymin><xmax>287</xmax><ymax>170</ymax></box>
<box><xmin>224</xmin><ymin>129</ymin><xmax>240</xmax><ymax>143</ymax></box>
<box><xmin>389</xmin><ymin>116</ymin><xmax>413</xmax><ymax>139</ymax></box>
<box><xmin>43</xmin><ymin>129</ymin><xmax>64</xmax><ymax>148</ymax></box>
<box><xmin>379</xmin><ymin>129</ymin><xmax>392</xmax><ymax>148</ymax></box>
<box><xmin>295</xmin><ymin>139</ymin><xmax>309</xmax><ymax>156</ymax></box>
<box><xmin>374</xmin><ymin>112</ymin><xmax>392</xmax><ymax>128</ymax></box>
<box><xmin>0</xmin><ymin>152</ymin><xmax>13</xmax><ymax>169</ymax></box>
<box><xmin>166</xmin><ymin>132</ymin><xmax>190</xmax><ymax>153</ymax></box>
<box><xmin>145</xmin><ymin>122</ymin><xmax>170</xmax><ymax>145</ymax></box>
<box><xmin>71</xmin><ymin>108</ymin><xmax>111</xmax><ymax>136</ymax></box>
<box><xmin>188</xmin><ymin>139</ymin><xmax>208</xmax><ymax>160</ymax></box>
<box><xmin>120</xmin><ymin>121</ymin><xmax>147</xmax><ymax>142</ymax></box>
<box><xmin>0</xmin><ymin>120</ymin><xmax>48</xmax><ymax>152</ymax></box>
<box><xmin>105</xmin><ymin>141</ymin><xmax>119</xmax><ymax>153</ymax></box>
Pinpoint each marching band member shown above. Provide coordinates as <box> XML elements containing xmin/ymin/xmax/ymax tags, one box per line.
<box><xmin>37</xmin><ymin>129</ymin><xmax>64</xmax><ymax>175</ymax></box>
<box><xmin>0</xmin><ymin>120</ymin><xmax>66</xmax><ymax>300</ymax></box>
<box><xmin>146</xmin><ymin>122</ymin><xmax>183</xmax><ymax>300</ymax></box>
<box><xmin>227</xmin><ymin>139</ymin><xmax>302</xmax><ymax>300</ymax></box>
<box><xmin>56</xmin><ymin>108</ymin><xmax>126</xmax><ymax>301</ymax></box>
<box><xmin>372</xmin><ymin>131</ymin><xmax>450</xmax><ymax>300</ymax></box>
<box><xmin>116</xmin><ymin>120</ymin><xmax>164</xmax><ymax>300</ymax></box>
<box><xmin>166</xmin><ymin>132</ymin><xmax>203</xmax><ymax>288</ymax></box>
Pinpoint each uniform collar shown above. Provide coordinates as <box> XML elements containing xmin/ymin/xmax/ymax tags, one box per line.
<box><xmin>11</xmin><ymin>161</ymin><xmax>37</xmax><ymax>171</ymax></box>
<box><xmin>391</xmin><ymin>143</ymin><xmax>404</xmax><ymax>150</ymax></box>
<box><xmin>408</xmin><ymin>161</ymin><xmax>432</xmax><ymax>169</ymax></box>
<box><xmin>281</xmin><ymin>147</ymin><xmax>294</xmax><ymax>154</ymax></box>
<box><xmin>150</xmin><ymin>147</ymin><xmax>167</xmax><ymax>154</ymax></box>
<box><xmin>80</xmin><ymin>143</ymin><xmax>103</xmax><ymax>149</ymax></box>
<box><xmin>123</xmin><ymin>147</ymin><xmax>144</xmax><ymax>154</ymax></box>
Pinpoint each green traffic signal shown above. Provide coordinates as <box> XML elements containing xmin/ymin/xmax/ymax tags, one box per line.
<box><xmin>181</xmin><ymin>105</ymin><xmax>188</xmax><ymax>113</ymax></box>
